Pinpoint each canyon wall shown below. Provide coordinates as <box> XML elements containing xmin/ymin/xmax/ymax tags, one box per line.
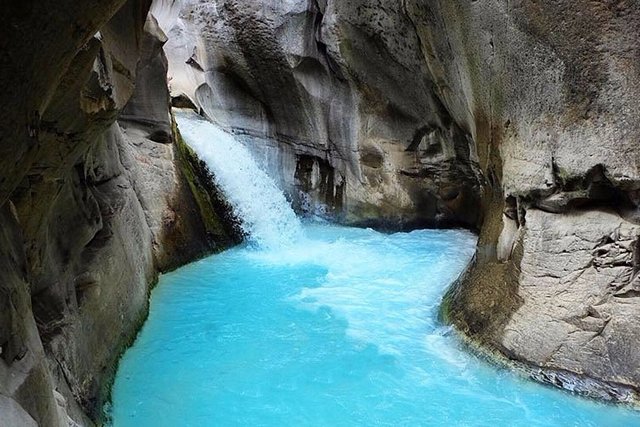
<box><xmin>152</xmin><ymin>0</ymin><xmax>483</xmax><ymax>229</ymax></box>
<box><xmin>425</xmin><ymin>1</ymin><xmax>640</xmax><ymax>401</ymax></box>
<box><xmin>0</xmin><ymin>1</ymin><xmax>236</xmax><ymax>425</ymax></box>
<box><xmin>157</xmin><ymin>0</ymin><xmax>640</xmax><ymax>401</ymax></box>
<box><xmin>1</xmin><ymin>0</ymin><xmax>640</xmax><ymax>425</ymax></box>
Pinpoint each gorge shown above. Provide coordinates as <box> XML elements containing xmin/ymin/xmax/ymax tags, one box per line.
<box><xmin>110</xmin><ymin>112</ymin><xmax>640</xmax><ymax>426</ymax></box>
<box><xmin>1</xmin><ymin>0</ymin><xmax>640</xmax><ymax>426</ymax></box>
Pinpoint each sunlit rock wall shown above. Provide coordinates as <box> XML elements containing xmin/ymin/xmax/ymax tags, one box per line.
<box><xmin>415</xmin><ymin>1</ymin><xmax>640</xmax><ymax>401</ymax></box>
<box><xmin>1</xmin><ymin>1</ymin><xmax>639</xmax><ymax>424</ymax></box>
<box><xmin>152</xmin><ymin>0</ymin><xmax>483</xmax><ymax>229</ymax></box>
<box><xmin>155</xmin><ymin>0</ymin><xmax>640</xmax><ymax>400</ymax></box>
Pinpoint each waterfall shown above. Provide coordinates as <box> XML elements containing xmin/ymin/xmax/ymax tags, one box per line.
<box><xmin>174</xmin><ymin>109</ymin><xmax>303</xmax><ymax>249</ymax></box>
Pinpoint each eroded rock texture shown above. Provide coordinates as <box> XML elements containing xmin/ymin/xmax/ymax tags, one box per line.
<box><xmin>0</xmin><ymin>1</ymin><xmax>236</xmax><ymax>425</ymax></box>
<box><xmin>427</xmin><ymin>2</ymin><xmax>640</xmax><ymax>401</ymax></box>
<box><xmin>1</xmin><ymin>0</ymin><xmax>640</xmax><ymax>424</ymax></box>
<box><xmin>152</xmin><ymin>0</ymin><xmax>483</xmax><ymax>229</ymax></box>
<box><xmin>155</xmin><ymin>0</ymin><xmax>640</xmax><ymax>401</ymax></box>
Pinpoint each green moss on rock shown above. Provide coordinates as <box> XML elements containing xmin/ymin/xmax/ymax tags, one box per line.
<box><xmin>171</xmin><ymin>116</ymin><xmax>242</xmax><ymax>249</ymax></box>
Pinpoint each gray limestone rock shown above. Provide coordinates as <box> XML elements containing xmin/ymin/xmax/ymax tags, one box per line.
<box><xmin>155</xmin><ymin>0</ymin><xmax>640</xmax><ymax>401</ymax></box>
<box><xmin>2</xmin><ymin>0</ymin><xmax>640</xmax><ymax>424</ymax></box>
<box><xmin>152</xmin><ymin>0</ymin><xmax>483</xmax><ymax>229</ymax></box>
<box><xmin>431</xmin><ymin>1</ymin><xmax>640</xmax><ymax>401</ymax></box>
<box><xmin>0</xmin><ymin>2</ymin><xmax>236</xmax><ymax>425</ymax></box>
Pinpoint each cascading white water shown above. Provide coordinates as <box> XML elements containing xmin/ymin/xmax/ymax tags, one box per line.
<box><xmin>112</xmin><ymin>111</ymin><xmax>640</xmax><ymax>427</ymax></box>
<box><xmin>174</xmin><ymin>109</ymin><xmax>303</xmax><ymax>249</ymax></box>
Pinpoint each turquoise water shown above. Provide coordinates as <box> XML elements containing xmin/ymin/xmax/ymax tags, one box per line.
<box><xmin>111</xmin><ymin>223</ymin><xmax>640</xmax><ymax>426</ymax></box>
<box><xmin>113</xmin><ymin>111</ymin><xmax>640</xmax><ymax>425</ymax></box>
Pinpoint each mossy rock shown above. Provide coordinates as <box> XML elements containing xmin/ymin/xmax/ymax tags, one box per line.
<box><xmin>171</xmin><ymin>117</ymin><xmax>243</xmax><ymax>248</ymax></box>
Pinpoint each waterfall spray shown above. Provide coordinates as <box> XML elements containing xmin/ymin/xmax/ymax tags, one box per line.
<box><xmin>174</xmin><ymin>110</ymin><xmax>303</xmax><ymax>249</ymax></box>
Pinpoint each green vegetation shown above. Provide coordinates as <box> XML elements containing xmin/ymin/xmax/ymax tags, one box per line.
<box><xmin>172</xmin><ymin>117</ymin><xmax>241</xmax><ymax>247</ymax></box>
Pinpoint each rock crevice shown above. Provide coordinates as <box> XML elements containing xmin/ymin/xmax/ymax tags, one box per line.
<box><xmin>2</xmin><ymin>1</ymin><xmax>640</xmax><ymax>424</ymax></box>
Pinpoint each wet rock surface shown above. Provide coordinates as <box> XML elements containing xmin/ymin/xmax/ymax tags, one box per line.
<box><xmin>429</xmin><ymin>1</ymin><xmax>640</xmax><ymax>402</ymax></box>
<box><xmin>152</xmin><ymin>0</ymin><xmax>483</xmax><ymax>229</ymax></box>
<box><xmin>0</xmin><ymin>2</ymin><xmax>236</xmax><ymax>425</ymax></box>
<box><xmin>1</xmin><ymin>0</ymin><xmax>640</xmax><ymax>424</ymax></box>
<box><xmin>155</xmin><ymin>0</ymin><xmax>640</xmax><ymax>401</ymax></box>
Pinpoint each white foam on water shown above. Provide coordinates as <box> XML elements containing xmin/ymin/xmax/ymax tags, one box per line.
<box><xmin>110</xmin><ymin>113</ymin><xmax>640</xmax><ymax>427</ymax></box>
<box><xmin>174</xmin><ymin>110</ymin><xmax>303</xmax><ymax>249</ymax></box>
<box><xmin>111</xmin><ymin>223</ymin><xmax>640</xmax><ymax>427</ymax></box>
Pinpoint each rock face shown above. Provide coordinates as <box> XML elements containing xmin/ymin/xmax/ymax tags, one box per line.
<box><xmin>424</xmin><ymin>1</ymin><xmax>640</xmax><ymax>401</ymax></box>
<box><xmin>1</xmin><ymin>0</ymin><xmax>640</xmax><ymax>425</ymax></box>
<box><xmin>152</xmin><ymin>0</ymin><xmax>483</xmax><ymax>229</ymax></box>
<box><xmin>0</xmin><ymin>1</ymin><xmax>237</xmax><ymax>425</ymax></box>
<box><xmin>155</xmin><ymin>0</ymin><xmax>640</xmax><ymax>401</ymax></box>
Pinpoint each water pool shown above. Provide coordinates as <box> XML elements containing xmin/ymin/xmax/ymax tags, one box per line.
<box><xmin>110</xmin><ymin>223</ymin><xmax>640</xmax><ymax>426</ymax></box>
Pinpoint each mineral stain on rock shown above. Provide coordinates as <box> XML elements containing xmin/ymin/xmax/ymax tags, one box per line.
<box><xmin>1</xmin><ymin>0</ymin><xmax>640</xmax><ymax>425</ymax></box>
